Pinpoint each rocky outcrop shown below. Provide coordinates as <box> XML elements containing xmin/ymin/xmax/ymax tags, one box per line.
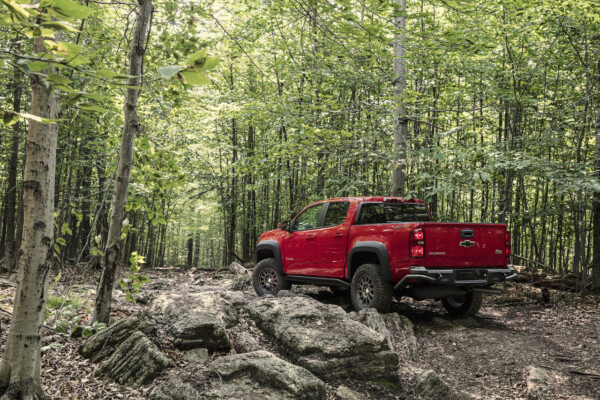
<box><xmin>335</xmin><ymin>385</ymin><xmax>363</xmax><ymax>400</ymax></box>
<box><xmin>95</xmin><ymin>331</ymin><xmax>170</xmax><ymax>387</ymax></box>
<box><xmin>78</xmin><ymin>315</ymin><xmax>157</xmax><ymax>361</ymax></box>
<box><xmin>245</xmin><ymin>296</ymin><xmax>399</xmax><ymax>385</ymax></box>
<box><xmin>233</xmin><ymin>332</ymin><xmax>262</xmax><ymax>353</ymax></box>
<box><xmin>525</xmin><ymin>366</ymin><xmax>551</xmax><ymax>398</ymax></box>
<box><xmin>414</xmin><ymin>370</ymin><xmax>458</xmax><ymax>400</ymax></box>
<box><xmin>229</xmin><ymin>261</ymin><xmax>248</xmax><ymax>275</ymax></box>
<box><xmin>348</xmin><ymin>308</ymin><xmax>394</xmax><ymax>351</ymax></box>
<box><xmin>150</xmin><ymin>351</ymin><xmax>325</xmax><ymax>400</ymax></box>
<box><xmin>149</xmin><ymin>376</ymin><xmax>201</xmax><ymax>400</ymax></box>
<box><xmin>231</xmin><ymin>274</ymin><xmax>251</xmax><ymax>290</ymax></box>
<box><xmin>209</xmin><ymin>351</ymin><xmax>326</xmax><ymax>400</ymax></box>
<box><xmin>150</xmin><ymin>292</ymin><xmax>238</xmax><ymax>352</ymax></box>
<box><xmin>388</xmin><ymin>313</ymin><xmax>418</xmax><ymax>360</ymax></box>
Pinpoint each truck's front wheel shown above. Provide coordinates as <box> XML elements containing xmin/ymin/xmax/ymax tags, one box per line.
<box><xmin>252</xmin><ymin>258</ymin><xmax>290</xmax><ymax>296</ymax></box>
<box><xmin>442</xmin><ymin>291</ymin><xmax>483</xmax><ymax>316</ymax></box>
<box><xmin>350</xmin><ymin>264</ymin><xmax>393</xmax><ymax>313</ymax></box>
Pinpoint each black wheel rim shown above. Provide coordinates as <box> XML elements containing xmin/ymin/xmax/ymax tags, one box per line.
<box><xmin>447</xmin><ymin>296</ymin><xmax>466</xmax><ymax>308</ymax></box>
<box><xmin>357</xmin><ymin>275</ymin><xmax>374</xmax><ymax>306</ymax></box>
<box><xmin>258</xmin><ymin>268</ymin><xmax>278</xmax><ymax>293</ymax></box>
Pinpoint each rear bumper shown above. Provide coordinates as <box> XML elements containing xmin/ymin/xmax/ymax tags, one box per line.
<box><xmin>394</xmin><ymin>266</ymin><xmax>517</xmax><ymax>290</ymax></box>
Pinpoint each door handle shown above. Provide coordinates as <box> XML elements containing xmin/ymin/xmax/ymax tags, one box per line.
<box><xmin>334</xmin><ymin>233</ymin><xmax>343</xmax><ymax>238</ymax></box>
<box><xmin>306</xmin><ymin>234</ymin><xmax>315</xmax><ymax>240</ymax></box>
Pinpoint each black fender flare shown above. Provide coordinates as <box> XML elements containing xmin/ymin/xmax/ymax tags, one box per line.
<box><xmin>347</xmin><ymin>241</ymin><xmax>393</xmax><ymax>282</ymax></box>
<box><xmin>253</xmin><ymin>240</ymin><xmax>283</xmax><ymax>274</ymax></box>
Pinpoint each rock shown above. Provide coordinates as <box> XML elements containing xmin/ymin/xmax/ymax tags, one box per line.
<box><xmin>277</xmin><ymin>290</ymin><xmax>298</xmax><ymax>298</ymax></box>
<box><xmin>95</xmin><ymin>331</ymin><xmax>170</xmax><ymax>387</ymax></box>
<box><xmin>209</xmin><ymin>351</ymin><xmax>326</xmax><ymax>400</ymax></box>
<box><xmin>8</xmin><ymin>273</ymin><xmax>17</xmax><ymax>283</ymax></box>
<box><xmin>229</xmin><ymin>261</ymin><xmax>248</xmax><ymax>275</ymax></box>
<box><xmin>233</xmin><ymin>332</ymin><xmax>262</xmax><ymax>353</ymax></box>
<box><xmin>453</xmin><ymin>317</ymin><xmax>480</xmax><ymax>329</ymax></box>
<box><xmin>170</xmin><ymin>312</ymin><xmax>230</xmax><ymax>351</ymax></box>
<box><xmin>414</xmin><ymin>370</ymin><xmax>458</xmax><ymax>400</ymax></box>
<box><xmin>220</xmin><ymin>290</ymin><xmax>249</xmax><ymax>307</ymax></box>
<box><xmin>349</xmin><ymin>308</ymin><xmax>394</xmax><ymax>351</ymax></box>
<box><xmin>525</xmin><ymin>366</ymin><xmax>551</xmax><ymax>398</ymax></box>
<box><xmin>388</xmin><ymin>313</ymin><xmax>418</xmax><ymax>359</ymax></box>
<box><xmin>150</xmin><ymin>376</ymin><xmax>201</xmax><ymax>400</ymax></box>
<box><xmin>231</xmin><ymin>274</ymin><xmax>251</xmax><ymax>291</ymax></box>
<box><xmin>335</xmin><ymin>385</ymin><xmax>363</xmax><ymax>400</ymax></box>
<box><xmin>0</xmin><ymin>278</ymin><xmax>16</xmax><ymax>287</ymax></box>
<box><xmin>78</xmin><ymin>315</ymin><xmax>157</xmax><ymax>361</ymax></box>
<box><xmin>245</xmin><ymin>296</ymin><xmax>399</xmax><ymax>385</ymax></box>
<box><xmin>151</xmin><ymin>292</ymin><xmax>238</xmax><ymax>352</ymax></box>
<box><xmin>184</xmin><ymin>348</ymin><xmax>209</xmax><ymax>364</ymax></box>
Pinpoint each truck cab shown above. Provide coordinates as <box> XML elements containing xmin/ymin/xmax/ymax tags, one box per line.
<box><xmin>253</xmin><ymin>196</ymin><xmax>516</xmax><ymax>316</ymax></box>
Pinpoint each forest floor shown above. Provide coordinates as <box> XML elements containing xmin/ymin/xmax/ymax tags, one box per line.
<box><xmin>0</xmin><ymin>266</ymin><xmax>598</xmax><ymax>399</ymax></box>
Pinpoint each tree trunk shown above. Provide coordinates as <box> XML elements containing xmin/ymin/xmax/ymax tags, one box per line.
<box><xmin>592</xmin><ymin>56</ymin><xmax>600</xmax><ymax>290</ymax></box>
<box><xmin>391</xmin><ymin>0</ymin><xmax>407</xmax><ymax>197</ymax></box>
<box><xmin>93</xmin><ymin>0</ymin><xmax>153</xmax><ymax>324</ymax></box>
<box><xmin>0</xmin><ymin>34</ymin><xmax>61</xmax><ymax>400</ymax></box>
<box><xmin>2</xmin><ymin>55</ymin><xmax>22</xmax><ymax>272</ymax></box>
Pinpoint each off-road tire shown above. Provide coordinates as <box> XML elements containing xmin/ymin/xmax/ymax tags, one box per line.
<box><xmin>252</xmin><ymin>258</ymin><xmax>290</xmax><ymax>296</ymax></box>
<box><xmin>350</xmin><ymin>264</ymin><xmax>393</xmax><ymax>313</ymax></box>
<box><xmin>442</xmin><ymin>291</ymin><xmax>483</xmax><ymax>316</ymax></box>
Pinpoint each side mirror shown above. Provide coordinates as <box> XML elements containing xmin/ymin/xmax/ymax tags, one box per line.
<box><xmin>280</xmin><ymin>220</ymin><xmax>291</xmax><ymax>232</ymax></box>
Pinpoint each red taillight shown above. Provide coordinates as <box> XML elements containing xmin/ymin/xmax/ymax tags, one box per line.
<box><xmin>410</xmin><ymin>228</ymin><xmax>425</xmax><ymax>258</ymax></box>
<box><xmin>505</xmin><ymin>231</ymin><xmax>511</xmax><ymax>258</ymax></box>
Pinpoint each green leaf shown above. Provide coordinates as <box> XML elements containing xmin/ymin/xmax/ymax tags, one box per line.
<box><xmin>158</xmin><ymin>65</ymin><xmax>185</xmax><ymax>79</ymax></box>
<box><xmin>0</xmin><ymin>0</ymin><xmax>30</xmax><ymax>21</ymax></box>
<box><xmin>56</xmin><ymin>237</ymin><xmax>66</xmax><ymax>246</ymax></box>
<box><xmin>186</xmin><ymin>49</ymin><xmax>207</xmax><ymax>66</ymax></box>
<box><xmin>180</xmin><ymin>71</ymin><xmax>211</xmax><ymax>85</ymax></box>
<box><xmin>46</xmin><ymin>73</ymin><xmax>72</xmax><ymax>85</ymax></box>
<box><xmin>43</xmin><ymin>0</ymin><xmax>92</xmax><ymax>20</ymax></box>
<box><xmin>61</xmin><ymin>222</ymin><xmax>72</xmax><ymax>236</ymax></box>
<box><xmin>93</xmin><ymin>69</ymin><xmax>134</xmax><ymax>79</ymax></box>
<box><xmin>18</xmin><ymin>112</ymin><xmax>61</xmax><ymax>124</ymax></box>
<box><xmin>77</xmin><ymin>103</ymin><xmax>107</xmax><ymax>112</ymax></box>
<box><xmin>40</xmin><ymin>21</ymin><xmax>79</xmax><ymax>33</ymax></box>
<box><xmin>199</xmin><ymin>56</ymin><xmax>220</xmax><ymax>71</ymax></box>
<box><xmin>28</xmin><ymin>60</ymin><xmax>50</xmax><ymax>71</ymax></box>
<box><xmin>2</xmin><ymin>111</ymin><xmax>19</xmax><ymax>126</ymax></box>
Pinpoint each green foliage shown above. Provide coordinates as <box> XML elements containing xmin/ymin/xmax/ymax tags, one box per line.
<box><xmin>118</xmin><ymin>252</ymin><xmax>150</xmax><ymax>303</ymax></box>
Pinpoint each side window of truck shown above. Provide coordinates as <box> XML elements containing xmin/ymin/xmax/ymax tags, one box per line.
<box><xmin>292</xmin><ymin>204</ymin><xmax>324</xmax><ymax>231</ymax></box>
<box><xmin>322</xmin><ymin>202</ymin><xmax>350</xmax><ymax>227</ymax></box>
<box><xmin>357</xmin><ymin>202</ymin><xmax>431</xmax><ymax>224</ymax></box>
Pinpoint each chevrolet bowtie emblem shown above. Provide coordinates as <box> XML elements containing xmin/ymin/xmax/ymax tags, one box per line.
<box><xmin>459</xmin><ymin>240</ymin><xmax>476</xmax><ymax>248</ymax></box>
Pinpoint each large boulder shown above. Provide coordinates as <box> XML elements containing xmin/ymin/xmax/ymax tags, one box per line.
<box><xmin>231</xmin><ymin>275</ymin><xmax>251</xmax><ymax>291</ymax></box>
<box><xmin>78</xmin><ymin>315</ymin><xmax>157</xmax><ymax>361</ymax></box>
<box><xmin>229</xmin><ymin>261</ymin><xmax>248</xmax><ymax>275</ymax></box>
<box><xmin>413</xmin><ymin>370</ymin><xmax>458</xmax><ymax>400</ymax></box>
<box><xmin>245</xmin><ymin>297</ymin><xmax>399</xmax><ymax>385</ymax></box>
<box><xmin>150</xmin><ymin>351</ymin><xmax>326</xmax><ymax>400</ymax></box>
<box><xmin>150</xmin><ymin>292</ymin><xmax>238</xmax><ymax>352</ymax></box>
<box><xmin>348</xmin><ymin>308</ymin><xmax>394</xmax><ymax>351</ymax></box>
<box><xmin>209</xmin><ymin>351</ymin><xmax>326</xmax><ymax>400</ymax></box>
<box><xmin>95</xmin><ymin>331</ymin><xmax>170</xmax><ymax>387</ymax></box>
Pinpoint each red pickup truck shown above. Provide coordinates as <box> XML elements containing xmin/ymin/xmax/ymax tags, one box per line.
<box><xmin>252</xmin><ymin>196</ymin><xmax>516</xmax><ymax>316</ymax></box>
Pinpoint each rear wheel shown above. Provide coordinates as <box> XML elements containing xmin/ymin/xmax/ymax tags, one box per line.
<box><xmin>252</xmin><ymin>258</ymin><xmax>290</xmax><ymax>296</ymax></box>
<box><xmin>441</xmin><ymin>291</ymin><xmax>483</xmax><ymax>316</ymax></box>
<box><xmin>350</xmin><ymin>264</ymin><xmax>393</xmax><ymax>313</ymax></box>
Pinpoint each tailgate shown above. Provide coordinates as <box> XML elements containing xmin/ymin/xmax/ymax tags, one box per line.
<box><xmin>424</xmin><ymin>223</ymin><xmax>507</xmax><ymax>268</ymax></box>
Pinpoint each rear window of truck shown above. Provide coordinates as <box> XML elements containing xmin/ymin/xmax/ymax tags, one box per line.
<box><xmin>357</xmin><ymin>202</ymin><xmax>431</xmax><ymax>224</ymax></box>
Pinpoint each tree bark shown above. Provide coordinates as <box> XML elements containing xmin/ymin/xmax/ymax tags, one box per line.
<box><xmin>0</xmin><ymin>34</ymin><xmax>60</xmax><ymax>400</ymax></box>
<box><xmin>2</xmin><ymin>54</ymin><xmax>23</xmax><ymax>272</ymax></box>
<box><xmin>391</xmin><ymin>0</ymin><xmax>407</xmax><ymax>197</ymax></box>
<box><xmin>592</xmin><ymin>57</ymin><xmax>600</xmax><ymax>290</ymax></box>
<box><xmin>93</xmin><ymin>0</ymin><xmax>153</xmax><ymax>323</ymax></box>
